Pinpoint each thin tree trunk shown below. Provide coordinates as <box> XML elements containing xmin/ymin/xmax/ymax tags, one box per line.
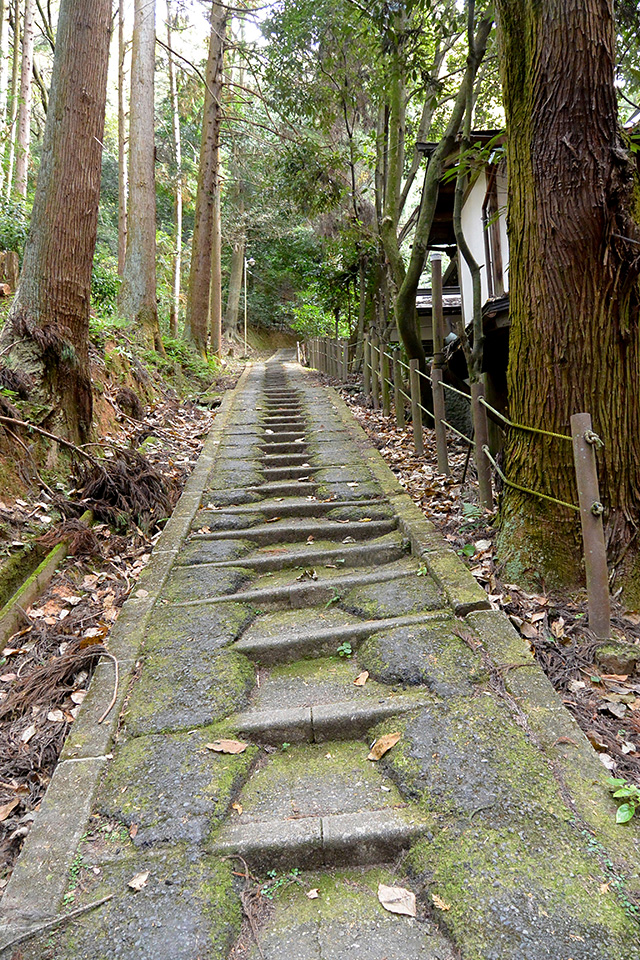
<box><xmin>119</xmin><ymin>0</ymin><xmax>163</xmax><ymax>353</ymax></box>
<box><xmin>117</xmin><ymin>0</ymin><xmax>128</xmax><ymax>276</ymax></box>
<box><xmin>14</xmin><ymin>0</ymin><xmax>34</xmax><ymax>198</ymax></box>
<box><xmin>224</xmin><ymin>236</ymin><xmax>244</xmax><ymax>337</ymax></box>
<box><xmin>0</xmin><ymin>0</ymin><xmax>8</xmax><ymax>125</ymax></box>
<box><xmin>5</xmin><ymin>0</ymin><xmax>21</xmax><ymax>200</ymax></box>
<box><xmin>166</xmin><ymin>0</ymin><xmax>182</xmax><ymax>338</ymax></box>
<box><xmin>209</xmin><ymin>175</ymin><xmax>222</xmax><ymax>354</ymax></box>
<box><xmin>495</xmin><ymin>0</ymin><xmax>640</xmax><ymax>597</ymax></box>
<box><xmin>0</xmin><ymin>0</ymin><xmax>112</xmax><ymax>442</ymax></box>
<box><xmin>184</xmin><ymin>1</ymin><xmax>228</xmax><ymax>357</ymax></box>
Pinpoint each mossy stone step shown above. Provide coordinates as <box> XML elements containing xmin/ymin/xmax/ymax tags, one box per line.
<box><xmin>190</xmin><ymin>517</ymin><xmax>397</xmax><ymax>546</ymax></box>
<box><xmin>205</xmin><ymin>534</ymin><xmax>406</xmax><ymax>572</ymax></box>
<box><xmin>211</xmin><ymin>740</ymin><xmax>429</xmax><ymax>869</ymax></box>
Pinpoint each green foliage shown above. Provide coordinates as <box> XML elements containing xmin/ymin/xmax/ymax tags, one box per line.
<box><xmin>337</xmin><ymin>641</ymin><xmax>353</xmax><ymax>658</ymax></box>
<box><xmin>91</xmin><ymin>260</ymin><xmax>121</xmax><ymax>317</ymax></box>
<box><xmin>606</xmin><ymin>777</ymin><xmax>640</xmax><ymax>823</ymax></box>
<box><xmin>0</xmin><ymin>199</ymin><xmax>30</xmax><ymax>259</ymax></box>
<box><xmin>261</xmin><ymin>867</ymin><xmax>301</xmax><ymax>900</ymax></box>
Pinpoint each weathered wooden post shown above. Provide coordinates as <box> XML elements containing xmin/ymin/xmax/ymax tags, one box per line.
<box><xmin>381</xmin><ymin>345</ymin><xmax>391</xmax><ymax>417</ymax></box>
<box><xmin>430</xmin><ymin>252</ymin><xmax>450</xmax><ymax>475</ymax></box>
<box><xmin>409</xmin><ymin>359</ymin><xmax>424</xmax><ymax>456</ymax></box>
<box><xmin>342</xmin><ymin>341</ymin><xmax>349</xmax><ymax>382</ymax></box>
<box><xmin>571</xmin><ymin>413</ymin><xmax>611</xmax><ymax>638</ymax></box>
<box><xmin>363</xmin><ymin>336</ymin><xmax>371</xmax><ymax>398</ymax></box>
<box><xmin>471</xmin><ymin>382</ymin><xmax>493</xmax><ymax>510</ymax></box>
<box><xmin>371</xmin><ymin>337</ymin><xmax>380</xmax><ymax>410</ymax></box>
<box><xmin>393</xmin><ymin>348</ymin><xmax>405</xmax><ymax>428</ymax></box>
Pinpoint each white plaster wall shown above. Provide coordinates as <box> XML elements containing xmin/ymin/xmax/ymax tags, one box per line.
<box><xmin>459</xmin><ymin>170</ymin><xmax>490</xmax><ymax>325</ymax></box>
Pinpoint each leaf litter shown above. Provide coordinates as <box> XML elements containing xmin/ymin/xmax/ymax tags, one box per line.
<box><xmin>0</xmin><ymin>393</ymin><xmax>220</xmax><ymax>894</ymax></box>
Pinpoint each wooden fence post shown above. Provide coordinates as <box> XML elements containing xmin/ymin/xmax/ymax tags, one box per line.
<box><xmin>381</xmin><ymin>345</ymin><xmax>391</xmax><ymax>417</ymax></box>
<box><xmin>571</xmin><ymin>413</ymin><xmax>611</xmax><ymax>639</ymax></box>
<box><xmin>363</xmin><ymin>336</ymin><xmax>371</xmax><ymax>398</ymax></box>
<box><xmin>409</xmin><ymin>359</ymin><xmax>424</xmax><ymax>456</ymax></box>
<box><xmin>431</xmin><ymin>368</ymin><xmax>449</xmax><ymax>475</ymax></box>
<box><xmin>393</xmin><ymin>348</ymin><xmax>405</xmax><ymax>429</ymax></box>
<box><xmin>371</xmin><ymin>337</ymin><xmax>380</xmax><ymax>410</ymax></box>
<box><xmin>471</xmin><ymin>382</ymin><xmax>493</xmax><ymax>510</ymax></box>
<box><xmin>342</xmin><ymin>341</ymin><xmax>349</xmax><ymax>382</ymax></box>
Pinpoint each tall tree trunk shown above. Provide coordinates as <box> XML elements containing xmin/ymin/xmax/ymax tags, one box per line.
<box><xmin>224</xmin><ymin>236</ymin><xmax>244</xmax><ymax>337</ymax></box>
<box><xmin>0</xmin><ymin>0</ymin><xmax>8</xmax><ymax>126</ymax></box>
<box><xmin>0</xmin><ymin>0</ymin><xmax>112</xmax><ymax>443</ymax></box>
<box><xmin>166</xmin><ymin>0</ymin><xmax>182</xmax><ymax>338</ymax></box>
<box><xmin>117</xmin><ymin>0</ymin><xmax>128</xmax><ymax>276</ymax></box>
<box><xmin>184</xmin><ymin>1</ymin><xmax>228</xmax><ymax>357</ymax></box>
<box><xmin>14</xmin><ymin>0</ymin><xmax>33</xmax><ymax>198</ymax></box>
<box><xmin>119</xmin><ymin>0</ymin><xmax>163</xmax><ymax>352</ymax></box>
<box><xmin>4</xmin><ymin>0</ymin><xmax>21</xmax><ymax>200</ymax></box>
<box><xmin>209</xmin><ymin>177</ymin><xmax>222</xmax><ymax>354</ymax></box>
<box><xmin>495</xmin><ymin>0</ymin><xmax>640</xmax><ymax>597</ymax></box>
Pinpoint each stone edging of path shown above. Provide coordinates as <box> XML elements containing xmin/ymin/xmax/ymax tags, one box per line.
<box><xmin>318</xmin><ymin>373</ymin><xmax>640</xmax><ymax>879</ymax></box>
<box><xmin>0</xmin><ymin>365</ymin><xmax>253</xmax><ymax>940</ymax></box>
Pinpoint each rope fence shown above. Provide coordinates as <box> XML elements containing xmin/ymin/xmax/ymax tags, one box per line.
<box><xmin>299</xmin><ymin>333</ymin><xmax>611</xmax><ymax>638</ymax></box>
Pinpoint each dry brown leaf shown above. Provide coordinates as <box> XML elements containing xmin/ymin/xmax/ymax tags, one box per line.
<box><xmin>378</xmin><ymin>883</ymin><xmax>416</xmax><ymax>917</ymax></box>
<box><xmin>206</xmin><ymin>739</ymin><xmax>248</xmax><ymax>755</ymax></box>
<box><xmin>354</xmin><ymin>671</ymin><xmax>369</xmax><ymax>687</ymax></box>
<box><xmin>21</xmin><ymin>724</ymin><xmax>37</xmax><ymax>744</ymax></box>
<box><xmin>368</xmin><ymin>732</ymin><xmax>401</xmax><ymax>761</ymax></box>
<box><xmin>232</xmin><ymin>802</ymin><xmax>243</xmax><ymax>815</ymax></box>
<box><xmin>129</xmin><ymin>824</ymin><xmax>139</xmax><ymax>839</ymax></box>
<box><xmin>0</xmin><ymin>798</ymin><xmax>20</xmax><ymax>822</ymax></box>
<box><xmin>71</xmin><ymin>690</ymin><xmax>87</xmax><ymax>705</ymax></box>
<box><xmin>306</xmin><ymin>888</ymin><xmax>320</xmax><ymax>900</ymax></box>
<box><xmin>432</xmin><ymin>893</ymin><xmax>451</xmax><ymax>911</ymax></box>
<box><xmin>47</xmin><ymin>709</ymin><xmax>65</xmax><ymax>723</ymax></box>
<box><xmin>519</xmin><ymin>622</ymin><xmax>538</xmax><ymax>639</ymax></box>
<box><xmin>128</xmin><ymin>871</ymin><xmax>150</xmax><ymax>891</ymax></box>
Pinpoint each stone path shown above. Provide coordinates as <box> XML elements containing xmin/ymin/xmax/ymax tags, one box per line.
<box><xmin>1</xmin><ymin>352</ymin><xmax>639</xmax><ymax>960</ymax></box>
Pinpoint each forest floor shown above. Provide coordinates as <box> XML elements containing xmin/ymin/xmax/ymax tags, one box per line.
<box><xmin>324</xmin><ymin>374</ymin><xmax>640</xmax><ymax>794</ymax></box>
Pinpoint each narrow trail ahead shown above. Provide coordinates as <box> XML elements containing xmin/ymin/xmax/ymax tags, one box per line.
<box><xmin>1</xmin><ymin>352</ymin><xmax>639</xmax><ymax>960</ymax></box>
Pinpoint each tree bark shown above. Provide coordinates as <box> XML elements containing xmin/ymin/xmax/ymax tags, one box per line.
<box><xmin>118</xmin><ymin>0</ymin><xmax>163</xmax><ymax>353</ymax></box>
<box><xmin>117</xmin><ymin>0</ymin><xmax>128</xmax><ymax>276</ymax></box>
<box><xmin>14</xmin><ymin>0</ymin><xmax>33</xmax><ymax>198</ymax></box>
<box><xmin>209</xmin><ymin>176</ymin><xmax>222</xmax><ymax>354</ymax></box>
<box><xmin>224</xmin><ymin>236</ymin><xmax>244</xmax><ymax>337</ymax></box>
<box><xmin>4</xmin><ymin>0</ymin><xmax>21</xmax><ymax>199</ymax></box>
<box><xmin>495</xmin><ymin>0</ymin><xmax>640</xmax><ymax>597</ymax></box>
<box><xmin>184</xmin><ymin>1</ymin><xmax>228</xmax><ymax>357</ymax></box>
<box><xmin>0</xmin><ymin>0</ymin><xmax>112</xmax><ymax>443</ymax></box>
<box><xmin>166</xmin><ymin>0</ymin><xmax>182</xmax><ymax>338</ymax></box>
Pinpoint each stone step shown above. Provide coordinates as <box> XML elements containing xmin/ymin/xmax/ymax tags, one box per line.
<box><xmin>211</xmin><ymin>740</ymin><xmax>429</xmax><ymax>870</ymax></box>
<box><xmin>262</xmin><ymin>430</ymin><xmax>307</xmax><ymax>443</ymax></box>
<box><xmin>262</xmin><ymin>466</ymin><xmax>318</xmax><ymax>481</ymax></box>
<box><xmin>235</xmin><ymin>695</ymin><xmax>426</xmax><ymax>744</ymax></box>
<box><xmin>193</xmin><ymin>561</ymin><xmax>421</xmax><ymax>610</ymax></box>
<box><xmin>198</xmin><ymin>497</ymin><xmax>388</xmax><ymax>519</ymax></box>
<box><xmin>258</xmin><ymin>441</ymin><xmax>308</xmax><ymax>455</ymax></box>
<box><xmin>235</xmin><ymin>610</ymin><xmax>444</xmax><ymax>664</ymax></box>
<box><xmin>246</xmin><ymin>480</ymin><xmax>318</xmax><ymax>497</ymax></box>
<box><xmin>208</xmin><ymin>534</ymin><xmax>406</xmax><ymax>572</ymax></box>
<box><xmin>190</xmin><ymin>518</ymin><xmax>397</xmax><ymax>546</ymax></box>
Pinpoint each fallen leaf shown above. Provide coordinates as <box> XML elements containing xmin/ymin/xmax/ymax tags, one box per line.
<box><xmin>354</xmin><ymin>671</ymin><xmax>369</xmax><ymax>687</ymax></box>
<box><xmin>551</xmin><ymin>618</ymin><xmax>565</xmax><ymax>638</ymax></box>
<box><xmin>134</xmin><ymin>589</ymin><xmax>149</xmax><ymax>599</ymax></box>
<box><xmin>432</xmin><ymin>893</ymin><xmax>451</xmax><ymax>912</ymax></box>
<box><xmin>0</xmin><ymin>798</ymin><xmax>20</xmax><ymax>822</ymax></box>
<box><xmin>598</xmin><ymin>753</ymin><xmax>616</xmax><ymax>770</ymax></box>
<box><xmin>129</xmin><ymin>824</ymin><xmax>139</xmax><ymax>839</ymax></box>
<box><xmin>306</xmin><ymin>888</ymin><xmax>320</xmax><ymax>899</ymax></box>
<box><xmin>519</xmin><ymin>622</ymin><xmax>538</xmax><ymax>639</ymax></box>
<box><xmin>378</xmin><ymin>883</ymin><xmax>416</xmax><ymax>917</ymax></box>
<box><xmin>128</xmin><ymin>871</ymin><xmax>150</xmax><ymax>891</ymax></box>
<box><xmin>342</xmin><ymin>536</ymin><xmax>356</xmax><ymax>543</ymax></box>
<box><xmin>232</xmin><ymin>802</ymin><xmax>243</xmax><ymax>815</ymax></box>
<box><xmin>47</xmin><ymin>709</ymin><xmax>65</xmax><ymax>723</ymax></box>
<box><xmin>368</xmin><ymin>732</ymin><xmax>401</xmax><ymax>761</ymax></box>
<box><xmin>0</xmin><ymin>674</ymin><xmax>17</xmax><ymax>683</ymax></box>
<box><xmin>21</xmin><ymin>724</ymin><xmax>36</xmax><ymax>744</ymax></box>
<box><xmin>601</xmin><ymin>674</ymin><xmax>629</xmax><ymax>683</ymax></box>
<box><xmin>71</xmin><ymin>690</ymin><xmax>87</xmax><ymax>705</ymax></box>
<box><xmin>206</xmin><ymin>739</ymin><xmax>248</xmax><ymax>755</ymax></box>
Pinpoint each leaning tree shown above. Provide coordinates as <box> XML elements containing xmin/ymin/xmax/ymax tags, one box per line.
<box><xmin>0</xmin><ymin>0</ymin><xmax>112</xmax><ymax>443</ymax></box>
<box><xmin>495</xmin><ymin>0</ymin><xmax>640</xmax><ymax>599</ymax></box>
